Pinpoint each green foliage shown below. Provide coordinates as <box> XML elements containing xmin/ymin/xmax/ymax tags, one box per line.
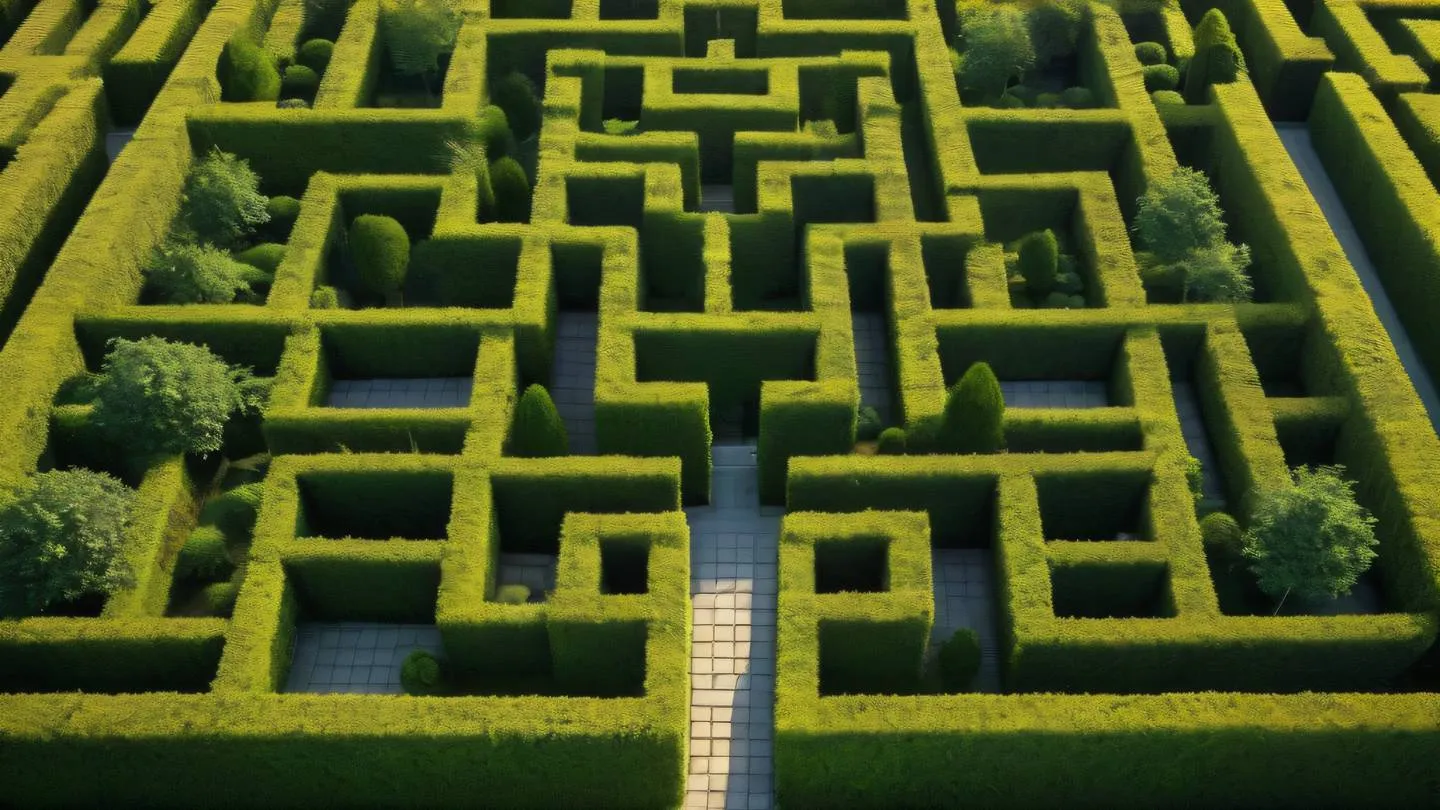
<box><xmin>444</xmin><ymin>137</ymin><xmax>496</xmax><ymax>221</ymax></box>
<box><xmin>1134</xmin><ymin>167</ymin><xmax>1251</xmax><ymax>301</ymax></box>
<box><xmin>955</xmin><ymin>4</ymin><xmax>1035</xmax><ymax>99</ymax></box>
<box><xmin>200</xmin><ymin>482</ymin><xmax>265</xmax><ymax>539</ymax></box>
<box><xmin>1060</xmin><ymin>86</ymin><xmax>1095</xmax><ymax>108</ymax></box>
<box><xmin>1200</xmin><ymin>511</ymin><xmax>1243</xmax><ymax>556</ymax></box>
<box><xmin>856</xmin><ymin>405</ymin><xmax>883</xmax><ymax>441</ymax></box>
<box><xmin>265</xmin><ymin>195</ymin><xmax>301</xmax><ymax>238</ymax></box>
<box><xmin>281</xmin><ymin>65</ymin><xmax>320</xmax><ymax>99</ymax></box>
<box><xmin>938</xmin><ymin>627</ymin><xmax>981</xmax><ymax>691</ymax></box>
<box><xmin>490</xmin><ymin>156</ymin><xmax>531</xmax><ymax>223</ymax></box>
<box><xmin>91</xmin><ymin>338</ymin><xmax>267</xmax><ymax>457</ymax></box>
<box><xmin>0</xmin><ymin>470</ymin><xmax>136</xmax><ymax>614</ymax></box>
<box><xmin>179</xmin><ymin>149</ymin><xmax>270</xmax><ymax>248</ymax></box>
<box><xmin>201</xmin><ymin>581</ymin><xmax>240</xmax><ymax>615</ymax></box>
<box><xmin>496</xmin><ymin>583</ymin><xmax>531</xmax><ymax>604</ymax></box>
<box><xmin>1027</xmin><ymin>0</ymin><xmax>1084</xmax><ymax>66</ymax></box>
<box><xmin>400</xmin><ymin>649</ymin><xmax>444</xmax><ymax>695</ymax></box>
<box><xmin>310</xmin><ymin>285</ymin><xmax>341</xmax><ymax>308</ymax></box>
<box><xmin>1242</xmin><ymin>465</ymin><xmax>1379</xmax><ymax>603</ymax></box>
<box><xmin>1151</xmin><ymin>89</ymin><xmax>1185</xmax><ymax>105</ymax></box>
<box><xmin>219</xmin><ymin>37</ymin><xmax>280</xmax><ymax>103</ymax></box>
<box><xmin>1180</xmin><ymin>241</ymin><xmax>1254</xmax><ymax>303</ymax></box>
<box><xmin>145</xmin><ymin>240</ymin><xmax>264</xmax><ymax>304</ymax></box>
<box><xmin>379</xmin><ymin>0</ymin><xmax>459</xmax><ymax>79</ymax></box>
<box><xmin>175</xmin><ymin>525</ymin><xmax>232</xmax><ymax>582</ymax></box>
<box><xmin>1034</xmin><ymin>91</ymin><xmax>1061</xmax><ymax>107</ymax></box>
<box><xmin>476</xmin><ymin>105</ymin><xmax>516</xmax><ymax>159</ymax></box>
<box><xmin>603</xmin><ymin>118</ymin><xmax>641</xmax><ymax>135</ymax></box>
<box><xmin>492</xmin><ymin>72</ymin><xmax>542</xmax><ymax>141</ymax></box>
<box><xmin>1185</xmin><ymin>455</ymin><xmax>1205</xmax><ymax>505</ymax></box>
<box><xmin>276</xmin><ymin>98</ymin><xmax>310</xmax><ymax>109</ymax></box>
<box><xmin>1143</xmin><ymin>64</ymin><xmax>1180</xmax><ymax>92</ymax></box>
<box><xmin>234</xmin><ymin>243</ymin><xmax>286</xmax><ymax>274</ymax></box>
<box><xmin>348</xmin><ymin>214</ymin><xmax>411</xmax><ymax>303</ymax></box>
<box><xmin>297</xmin><ymin>38</ymin><xmax>334</xmax><ymax>73</ymax></box>
<box><xmin>1184</xmin><ymin>9</ymin><xmax>1243</xmax><ymax>104</ymax></box>
<box><xmin>941</xmin><ymin>362</ymin><xmax>1005</xmax><ymax>454</ymax></box>
<box><xmin>1134</xmin><ymin>41</ymin><xmax>1167</xmax><ymax>65</ymax></box>
<box><xmin>1018</xmin><ymin>229</ymin><xmax>1058</xmax><ymax>298</ymax></box>
<box><xmin>877</xmin><ymin>427</ymin><xmax>907</xmax><ymax>454</ymax></box>
<box><xmin>507</xmin><ymin>384</ymin><xmax>568</xmax><ymax>458</ymax></box>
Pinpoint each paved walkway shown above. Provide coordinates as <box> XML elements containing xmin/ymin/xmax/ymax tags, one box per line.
<box><xmin>853</xmin><ymin>312</ymin><xmax>895</xmax><ymax>426</ymax></box>
<box><xmin>1276</xmin><ymin>123</ymin><xmax>1440</xmax><ymax>430</ymax></box>
<box><xmin>551</xmin><ymin>312</ymin><xmax>598</xmax><ymax>454</ymax></box>
<box><xmin>1172</xmin><ymin>381</ymin><xmax>1226</xmax><ymax>503</ymax></box>
<box><xmin>684</xmin><ymin>444</ymin><xmax>779</xmax><ymax>810</ymax></box>
<box><xmin>699</xmin><ymin>184</ymin><xmax>736</xmax><ymax>213</ymax></box>
<box><xmin>326</xmin><ymin>378</ymin><xmax>471</xmax><ymax>408</ymax></box>
<box><xmin>1000</xmin><ymin>380</ymin><xmax>1109</xmax><ymax>408</ymax></box>
<box><xmin>930</xmin><ymin>549</ymin><xmax>1001</xmax><ymax>691</ymax></box>
<box><xmin>286</xmin><ymin>622</ymin><xmax>443</xmax><ymax>694</ymax></box>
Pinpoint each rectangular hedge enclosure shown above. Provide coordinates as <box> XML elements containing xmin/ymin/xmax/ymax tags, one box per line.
<box><xmin>0</xmin><ymin>0</ymin><xmax>1438</xmax><ymax>807</ymax></box>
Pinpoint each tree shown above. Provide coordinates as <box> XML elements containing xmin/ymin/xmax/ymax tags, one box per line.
<box><xmin>145</xmin><ymin>240</ymin><xmax>265</xmax><ymax>304</ymax></box>
<box><xmin>955</xmin><ymin>4</ymin><xmax>1034</xmax><ymax>100</ymax></box>
<box><xmin>941</xmin><ymin>361</ymin><xmax>1005</xmax><ymax>454</ymax></box>
<box><xmin>507</xmin><ymin>384</ymin><xmax>568</xmax><ymax>457</ymax></box>
<box><xmin>1181</xmin><ymin>241</ymin><xmax>1252</xmax><ymax>303</ymax></box>
<box><xmin>1183</xmin><ymin>9</ymin><xmax>1243</xmax><ymax>104</ymax></box>
<box><xmin>0</xmin><ymin>470</ymin><xmax>136</xmax><ymax>614</ymax></box>
<box><xmin>491</xmin><ymin>156</ymin><xmax>531</xmax><ymax>223</ymax></box>
<box><xmin>491</xmin><ymin>71</ymin><xmax>542</xmax><ymax>141</ymax></box>
<box><xmin>1133</xmin><ymin>166</ymin><xmax>1227</xmax><ymax>263</ymax></box>
<box><xmin>219</xmin><ymin>37</ymin><xmax>280</xmax><ymax>102</ymax></box>
<box><xmin>1018</xmin><ymin>229</ymin><xmax>1058</xmax><ymax>298</ymax></box>
<box><xmin>379</xmin><ymin>0</ymin><xmax>459</xmax><ymax>84</ymax></box>
<box><xmin>1027</xmin><ymin>0</ymin><xmax>1085</xmax><ymax>67</ymax></box>
<box><xmin>1242</xmin><ymin>465</ymin><xmax>1378</xmax><ymax>610</ymax></box>
<box><xmin>349</xmin><ymin>215</ymin><xmax>411</xmax><ymax>304</ymax></box>
<box><xmin>91</xmin><ymin>337</ymin><xmax>267</xmax><ymax>457</ymax></box>
<box><xmin>180</xmin><ymin>149</ymin><xmax>270</xmax><ymax>248</ymax></box>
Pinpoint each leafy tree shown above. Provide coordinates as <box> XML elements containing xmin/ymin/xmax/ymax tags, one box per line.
<box><xmin>349</xmin><ymin>215</ymin><xmax>411</xmax><ymax>304</ymax></box>
<box><xmin>1027</xmin><ymin>0</ymin><xmax>1085</xmax><ymax>67</ymax></box>
<box><xmin>941</xmin><ymin>361</ymin><xmax>1005</xmax><ymax>454</ymax></box>
<box><xmin>0</xmin><ymin>470</ymin><xmax>137</xmax><ymax>614</ymax></box>
<box><xmin>379</xmin><ymin>0</ymin><xmax>459</xmax><ymax>82</ymax></box>
<box><xmin>491</xmin><ymin>71</ymin><xmax>542</xmax><ymax>141</ymax></box>
<box><xmin>219</xmin><ymin>37</ymin><xmax>280</xmax><ymax>102</ymax></box>
<box><xmin>507</xmin><ymin>384</ymin><xmax>568</xmax><ymax>457</ymax></box>
<box><xmin>491</xmin><ymin>156</ymin><xmax>531</xmax><ymax>223</ymax></box>
<box><xmin>1133</xmin><ymin>166</ymin><xmax>1227</xmax><ymax>263</ymax></box>
<box><xmin>145</xmin><ymin>240</ymin><xmax>265</xmax><ymax>304</ymax></box>
<box><xmin>180</xmin><ymin>149</ymin><xmax>270</xmax><ymax>248</ymax></box>
<box><xmin>955</xmin><ymin>4</ymin><xmax>1034</xmax><ymax>100</ymax></box>
<box><xmin>1181</xmin><ymin>241</ymin><xmax>1252</xmax><ymax>303</ymax></box>
<box><xmin>1183</xmin><ymin>9</ymin><xmax>1243</xmax><ymax>104</ymax></box>
<box><xmin>91</xmin><ymin>337</ymin><xmax>267</xmax><ymax>457</ymax></box>
<box><xmin>1018</xmin><ymin>229</ymin><xmax>1058</xmax><ymax>298</ymax></box>
<box><xmin>1242</xmin><ymin>465</ymin><xmax>1378</xmax><ymax>609</ymax></box>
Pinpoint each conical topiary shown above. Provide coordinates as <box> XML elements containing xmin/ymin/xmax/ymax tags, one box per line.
<box><xmin>1017</xmin><ymin>229</ymin><xmax>1058</xmax><ymax>299</ymax></box>
<box><xmin>507</xmin><ymin>384</ymin><xmax>568</xmax><ymax>457</ymax></box>
<box><xmin>1183</xmin><ymin>9</ymin><xmax>1242</xmax><ymax>104</ymax></box>
<box><xmin>941</xmin><ymin>361</ymin><xmax>1005</xmax><ymax>454</ymax></box>
<box><xmin>349</xmin><ymin>214</ymin><xmax>410</xmax><ymax>305</ymax></box>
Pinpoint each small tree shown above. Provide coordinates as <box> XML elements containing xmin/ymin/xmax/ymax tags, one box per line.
<box><xmin>180</xmin><ymin>148</ymin><xmax>270</xmax><ymax>248</ymax></box>
<box><xmin>1183</xmin><ymin>9</ymin><xmax>1243</xmax><ymax>104</ymax></box>
<box><xmin>349</xmin><ymin>215</ymin><xmax>411</xmax><ymax>304</ymax></box>
<box><xmin>1133</xmin><ymin>166</ymin><xmax>1227</xmax><ymax>263</ymax></box>
<box><xmin>1017</xmin><ymin>229</ymin><xmax>1058</xmax><ymax>298</ymax></box>
<box><xmin>379</xmin><ymin>0</ymin><xmax>459</xmax><ymax>88</ymax></box>
<box><xmin>491</xmin><ymin>71</ymin><xmax>542</xmax><ymax>141</ymax></box>
<box><xmin>145</xmin><ymin>240</ymin><xmax>265</xmax><ymax>304</ymax></box>
<box><xmin>1181</xmin><ymin>241</ymin><xmax>1252</xmax><ymax>303</ymax></box>
<box><xmin>955</xmin><ymin>4</ymin><xmax>1034</xmax><ymax>100</ymax></box>
<box><xmin>490</xmin><ymin>156</ymin><xmax>531</xmax><ymax>223</ymax></box>
<box><xmin>941</xmin><ymin>361</ymin><xmax>1005</xmax><ymax>454</ymax></box>
<box><xmin>507</xmin><ymin>384</ymin><xmax>568</xmax><ymax>457</ymax></box>
<box><xmin>0</xmin><ymin>470</ymin><xmax>137</xmax><ymax>614</ymax></box>
<box><xmin>91</xmin><ymin>337</ymin><xmax>267</xmax><ymax>457</ymax></box>
<box><xmin>1242</xmin><ymin>465</ymin><xmax>1378</xmax><ymax>610</ymax></box>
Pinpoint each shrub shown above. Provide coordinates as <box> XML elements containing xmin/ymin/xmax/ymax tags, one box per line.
<box><xmin>199</xmin><ymin>483</ymin><xmax>264</xmax><ymax>539</ymax></box>
<box><xmin>276</xmin><ymin>98</ymin><xmax>310</xmax><ymax>109</ymax></box>
<box><xmin>348</xmin><ymin>215</ymin><xmax>411</xmax><ymax>304</ymax></box>
<box><xmin>400</xmin><ymin>649</ymin><xmax>444</xmax><ymax>695</ymax></box>
<box><xmin>1041</xmin><ymin>290</ymin><xmax>1076</xmax><ymax>308</ymax></box>
<box><xmin>1185</xmin><ymin>455</ymin><xmax>1205</xmax><ymax>505</ymax></box>
<box><xmin>941</xmin><ymin>362</ymin><xmax>1005</xmax><ymax>454</ymax></box>
<box><xmin>1034</xmin><ymin>91</ymin><xmax>1061</xmax><ymax>107</ymax></box>
<box><xmin>145</xmin><ymin>240</ymin><xmax>265</xmax><ymax>304</ymax></box>
<box><xmin>281</xmin><ymin>65</ymin><xmax>320</xmax><ymax>99</ymax></box>
<box><xmin>201</xmin><ymin>581</ymin><xmax>240</xmax><ymax>615</ymax></box>
<box><xmin>856</xmin><ymin>405</ymin><xmax>883</xmax><ymax>442</ymax></box>
<box><xmin>379</xmin><ymin>0</ymin><xmax>459</xmax><ymax>80</ymax></box>
<box><xmin>604</xmin><ymin>118</ymin><xmax>642</xmax><ymax>134</ymax></box>
<box><xmin>1028</xmin><ymin>0</ymin><xmax>1084</xmax><ymax>66</ymax></box>
<box><xmin>1242</xmin><ymin>465</ymin><xmax>1378</xmax><ymax>605</ymax></box>
<box><xmin>180</xmin><ymin>149</ymin><xmax>270</xmax><ymax>248</ymax></box>
<box><xmin>1060</xmin><ymin>86</ymin><xmax>1095</xmax><ymax>108</ymax></box>
<box><xmin>1006</xmin><ymin>83</ymin><xmax>1036</xmax><ymax>105</ymax></box>
<box><xmin>175</xmin><ymin>525</ymin><xmax>233</xmax><ymax>582</ymax></box>
<box><xmin>1143</xmin><ymin>64</ymin><xmax>1180</xmax><ymax>92</ymax></box>
<box><xmin>507</xmin><ymin>384</ymin><xmax>568</xmax><ymax>457</ymax></box>
<box><xmin>997</xmin><ymin>93</ymin><xmax>1026</xmax><ymax>108</ymax></box>
<box><xmin>904</xmin><ymin>414</ymin><xmax>942</xmax><ymax>454</ymax></box>
<box><xmin>1151</xmin><ymin>89</ymin><xmax>1184</xmax><ymax>105</ymax></box>
<box><xmin>492</xmin><ymin>72</ymin><xmax>543</xmax><ymax>141</ymax></box>
<box><xmin>310</xmin><ymin>285</ymin><xmax>341</xmax><ymax>308</ymax></box>
<box><xmin>1017</xmin><ymin>229</ymin><xmax>1058</xmax><ymax>298</ymax></box>
<box><xmin>92</xmin><ymin>337</ymin><xmax>267</xmax><ymax>457</ymax></box>
<box><xmin>1200</xmin><ymin>511</ymin><xmax>1243</xmax><ymax>556</ymax></box>
<box><xmin>938</xmin><ymin>628</ymin><xmax>982</xmax><ymax>691</ymax></box>
<box><xmin>1181</xmin><ymin>241</ymin><xmax>1253</xmax><ymax>303</ymax></box>
<box><xmin>955</xmin><ymin>4</ymin><xmax>1034</xmax><ymax>100</ymax></box>
<box><xmin>477</xmin><ymin>104</ymin><xmax>516</xmax><ymax>158</ymax></box>
<box><xmin>877</xmin><ymin>427</ymin><xmax>907</xmax><ymax>455</ymax></box>
<box><xmin>0</xmin><ymin>470</ymin><xmax>136</xmax><ymax>614</ymax></box>
<box><xmin>491</xmin><ymin>156</ymin><xmax>531</xmax><ymax>223</ymax></box>
<box><xmin>297</xmin><ymin>38</ymin><xmax>334</xmax><ymax>73</ymax></box>
<box><xmin>1134</xmin><ymin>41</ymin><xmax>1167</xmax><ymax>65</ymax></box>
<box><xmin>235</xmin><ymin>242</ymin><xmax>286</xmax><ymax>274</ymax></box>
<box><xmin>1133</xmin><ymin>166</ymin><xmax>1228</xmax><ymax>263</ymax></box>
<box><xmin>496</xmin><ymin>583</ymin><xmax>531</xmax><ymax>604</ymax></box>
<box><xmin>219</xmin><ymin>37</ymin><xmax>280</xmax><ymax>102</ymax></box>
<box><xmin>1184</xmin><ymin>9</ymin><xmax>1243</xmax><ymax>104</ymax></box>
<box><xmin>266</xmin><ymin>195</ymin><xmax>301</xmax><ymax>238</ymax></box>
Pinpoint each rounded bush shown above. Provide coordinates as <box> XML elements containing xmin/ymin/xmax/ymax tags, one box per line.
<box><xmin>496</xmin><ymin>583</ymin><xmax>531</xmax><ymax>604</ymax></box>
<box><xmin>1134</xmin><ymin>41</ymin><xmax>1167</xmax><ymax>66</ymax></box>
<box><xmin>297</xmin><ymin>38</ymin><xmax>335</xmax><ymax>73</ymax></box>
<box><xmin>1060</xmin><ymin>86</ymin><xmax>1095</xmax><ymax>109</ymax></box>
<box><xmin>176</xmin><ymin>525</ymin><xmax>233</xmax><ymax>581</ymax></box>
<box><xmin>276</xmin><ymin>98</ymin><xmax>310</xmax><ymax>109</ymax></box>
<box><xmin>856</xmin><ymin>405</ymin><xmax>883</xmax><ymax>442</ymax></box>
<box><xmin>1143</xmin><ymin>63</ymin><xmax>1180</xmax><ymax>92</ymax></box>
<box><xmin>1066</xmin><ymin>294</ymin><xmax>1086</xmax><ymax>308</ymax></box>
<box><xmin>1151</xmin><ymin>89</ymin><xmax>1185</xmax><ymax>106</ymax></box>
<box><xmin>1042</xmin><ymin>290</ymin><xmax>1075</xmax><ymax>308</ymax></box>
<box><xmin>266</xmin><ymin>195</ymin><xmax>301</xmax><ymax>237</ymax></box>
<box><xmin>1018</xmin><ymin>229</ymin><xmax>1058</xmax><ymax>298</ymax></box>
<box><xmin>281</xmin><ymin>65</ymin><xmax>320</xmax><ymax>99</ymax></box>
<box><xmin>507</xmin><ymin>384</ymin><xmax>568</xmax><ymax>457</ymax></box>
<box><xmin>1055</xmin><ymin>268</ymin><xmax>1083</xmax><ymax>295</ymax></box>
<box><xmin>1034</xmin><ymin>91</ymin><xmax>1062</xmax><ymax>108</ymax></box>
<box><xmin>997</xmin><ymin>93</ymin><xmax>1026</xmax><ymax>109</ymax></box>
<box><xmin>1006</xmin><ymin>83</ymin><xmax>1036</xmax><ymax>105</ymax></box>
<box><xmin>348</xmin><ymin>214</ymin><xmax>411</xmax><ymax>303</ymax></box>
<box><xmin>490</xmin><ymin>156</ymin><xmax>531</xmax><ymax>223</ymax></box>
<box><xmin>877</xmin><ymin>427</ymin><xmax>907</xmax><ymax>455</ymax></box>
<box><xmin>491</xmin><ymin>71</ymin><xmax>542</xmax><ymax>140</ymax></box>
<box><xmin>904</xmin><ymin>414</ymin><xmax>942</xmax><ymax>454</ymax></box>
<box><xmin>942</xmin><ymin>361</ymin><xmax>1005</xmax><ymax>454</ymax></box>
<box><xmin>201</xmin><ymin>581</ymin><xmax>239</xmax><ymax>616</ymax></box>
<box><xmin>476</xmin><ymin>104</ymin><xmax>516</xmax><ymax>159</ymax></box>
<box><xmin>199</xmin><ymin>483</ymin><xmax>264</xmax><ymax>539</ymax></box>
<box><xmin>310</xmin><ymin>285</ymin><xmax>341</xmax><ymax>309</ymax></box>
<box><xmin>938</xmin><ymin>628</ymin><xmax>982</xmax><ymax>691</ymax></box>
<box><xmin>1200</xmin><ymin>511</ymin><xmax>1243</xmax><ymax>556</ymax></box>
<box><xmin>235</xmin><ymin>242</ymin><xmax>286</xmax><ymax>275</ymax></box>
<box><xmin>220</xmin><ymin>37</ymin><xmax>280</xmax><ymax>102</ymax></box>
<box><xmin>400</xmin><ymin>650</ymin><xmax>444</xmax><ymax>695</ymax></box>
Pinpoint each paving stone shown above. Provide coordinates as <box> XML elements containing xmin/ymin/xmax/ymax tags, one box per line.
<box><xmin>286</xmin><ymin>622</ymin><xmax>445</xmax><ymax>694</ymax></box>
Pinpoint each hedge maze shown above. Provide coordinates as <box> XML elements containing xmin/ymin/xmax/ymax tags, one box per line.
<box><xmin>0</xmin><ymin>0</ymin><xmax>1438</xmax><ymax>806</ymax></box>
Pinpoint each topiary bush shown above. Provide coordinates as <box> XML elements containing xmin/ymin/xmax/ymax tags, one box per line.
<box><xmin>1034</xmin><ymin>91</ymin><xmax>1061</xmax><ymax>108</ymax></box>
<box><xmin>0</xmin><ymin>470</ymin><xmax>137</xmax><ymax>615</ymax></box>
<box><xmin>1017</xmin><ymin>228</ymin><xmax>1058</xmax><ymax>298</ymax></box>
<box><xmin>491</xmin><ymin>71</ymin><xmax>542</xmax><ymax>140</ymax></box>
<box><xmin>1060</xmin><ymin>86</ymin><xmax>1095</xmax><ymax>108</ymax></box>
<box><xmin>476</xmin><ymin>104</ymin><xmax>516</xmax><ymax>159</ymax></box>
<box><xmin>904</xmin><ymin>414</ymin><xmax>942</xmax><ymax>454</ymax></box>
<box><xmin>496</xmin><ymin>583</ymin><xmax>532</xmax><ymax>604</ymax></box>
<box><xmin>507</xmin><ymin>384</ymin><xmax>568</xmax><ymax>457</ymax></box>
<box><xmin>1134</xmin><ymin>41</ymin><xmax>1167</xmax><ymax>65</ymax></box>
<box><xmin>877</xmin><ymin>427</ymin><xmax>907</xmax><ymax>455</ymax></box>
<box><xmin>175</xmin><ymin>525</ymin><xmax>233</xmax><ymax>582</ymax></box>
<box><xmin>348</xmin><ymin>214</ymin><xmax>411</xmax><ymax>304</ymax></box>
<box><xmin>1143</xmin><ymin>64</ymin><xmax>1180</xmax><ymax>92</ymax></box>
<box><xmin>310</xmin><ymin>285</ymin><xmax>341</xmax><ymax>308</ymax></box>
<box><xmin>199</xmin><ymin>482</ymin><xmax>265</xmax><ymax>539</ymax></box>
<box><xmin>1200</xmin><ymin>511</ymin><xmax>1243</xmax><ymax>557</ymax></box>
<box><xmin>145</xmin><ymin>240</ymin><xmax>266</xmax><ymax>304</ymax></box>
<box><xmin>281</xmin><ymin>65</ymin><xmax>320</xmax><ymax>100</ymax></box>
<box><xmin>219</xmin><ymin>36</ymin><xmax>280</xmax><ymax>102</ymax></box>
<box><xmin>400</xmin><ymin>649</ymin><xmax>444</xmax><ymax>695</ymax></box>
<box><xmin>938</xmin><ymin>628</ymin><xmax>982</xmax><ymax>691</ymax></box>
<box><xmin>856</xmin><ymin>405</ymin><xmax>883</xmax><ymax>442</ymax></box>
<box><xmin>276</xmin><ymin>98</ymin><xmax>310</xmax><ymax>109</ymax></box>
<box><xmin>1027</xmin><ymin>0</ymin><xmax>1084</xmax><ymax>67</ymax></box>
<box><xmin>490</xmin><ymin>156</ymin><xmax>531</xmax><ymax>223</ymax></box>
<box><xmin>265</xmin><ymin>195</ymin><xmax>300</xmax><ymax>238</ymax></box>
<box><xmin>92</xmin><ymin>337</ymin><xmax>268</xmax><ymax>457</ymax></box>
<box><xmin>941</xmin><ymin>361</ymin><xmax>1005</xmax><ymax>454</ymax></box>
<box><xmin>297</xmin><ymin>38</ymin><xmax>334</xmax><ymax>73</ymax></box>
<box><xmin>201</xmin><ymin>581</ymin><xmax>240</xmax><ymax>616</ymax></box>
<box><xmin>1151</xmin><ymin>89</ymin><xmax>1184</xmax><ymax>105</ymax></box>
<box><xmin>234</xmin><ymin>242</ymin><xmax>286</xmax><ymax>274</ymax></box>
<box><xmin>180</xmin><ymin>149</ymin><xmax>270</xmax><ymax>248</ymax></box>
<box><xmin>1184</xmin><ymin>9</ymin><xmax>1243</xmax><ymax>104</ymax></box>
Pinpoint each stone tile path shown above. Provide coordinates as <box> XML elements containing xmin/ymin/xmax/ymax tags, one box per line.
<box><xmin>1000</xmin><ymin>380</ymin><xmax>1109</xmax><ymax>408</ymax></box>
<box><xmin>930</xmin><ymin>549</ymin><xmax>1002</xmax><ymax>692</ymax></box>
<box><xmin>852</xmin><ymin>312</ymin><xmax>894</xmax><ymax>426</ymax></box>
<box><xmin>496</xmin><ymin>552</ymin><xmax>557</xmax><ymax>602</ymax></box>
<box><xmin>285</xmin><ymin>622</ymin><xmax>443</xmax><ymax>694</ymax></box>
<box><xmin>1172</xmin><ymin>381</ymin><xmax>1225</xmax><ymax>504</ymax></box>
<box><xmin>684</xmin><ymin>444</ymin><xmax>779</xmax><ymax>810</ymax></box>
<box><xmin>551</xmin><ymin>312</ymin><xmax>598</xmax><ymax>454</ymax></box>
<box><xmin>326</xmin><ymin>378</ymin><xmax>471</xmax><ymax>408</ymax></box>
<box><xmin>699</xmin><ymin>184</ymin><xmax>736</xmax><ymax>214</ymax></box>
<box><xmin>105</xmin><ymin>129</ymin><xmax>134</xmax><ymax>163</ymax></box>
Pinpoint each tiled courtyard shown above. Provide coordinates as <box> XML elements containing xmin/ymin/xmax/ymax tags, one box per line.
<box><xmin>326</xmin><ymin>378</ymin><xmax>472</xmax><ymax>409</ymax></box>
<box><xmin>285</xmin><ymin>622</ymin><xmax>444</xmax><ymax>694</ymax></box>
